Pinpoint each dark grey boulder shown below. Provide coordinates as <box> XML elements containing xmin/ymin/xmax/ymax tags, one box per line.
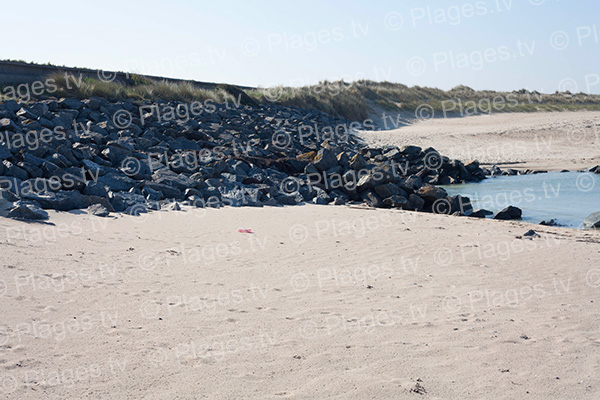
<box><xmin>1</xmin><ymin>100</ymin><xmax>21</xmax><ymax>113</ymax></box>
<box><xmin>152</xmin><ymin>169</ymin><xmax>199</xmax><ymax>191</ymax></box>
<box><xmin>110</xmin><ymin>192</ymin><xmax>145</xmax><ymax>212</ymax></box>
<box><xmin>143</xmin><ymin>182</ymin><xmax>182</xmax><ymax>199</ymax></box>
<box><xmin>17</xmin><ymin>162</ymin><xmax>43</xmax><ymax>179</ymax></box>
<box><xmin>2</xmin><ymin>160</ymin><xmax>29</xmax><ymax>181</ymax></box>
<box><xmin>417</xmin><ymin>185</ymin><xmax>448</xmax><ymax>204</ymax></box>
<box><xmin>84</xmin><ymin>181</ymin><xmax>110</xmax><ymax>197</ymax></box>
<box><xmin>125</xmin><ymin>203</ymin><xmax>148</xmax><ymax>216</ymax></box>
<box><xmin>88</xmin><ymin>204</ymin><xmax>110</xmax><ymax>217</ymax></box>
<box><xmin>357</xmin><ymin>173</ymin><xmax>382</xmax><ymax>192</ymax></box>
<box><xmin>470</xmin><ymin>209</ymin><xmax>492</xmax><ymax>218</ymax></box>
<box><xmin>349</xmin><ymin>153</ymin><xmax>368</xmax><ymax>170</ymax></box>
<box><xmin>0</xmin><ymin>144</ymin><xmax>11</xmax><ymax>161</ymax></box>
<box><xmin>313</xmin><ymin>148</ymin><xmax>338</xmax><ymax>171</ymax></box>
<box><xmin>494</xmin><ymin>206</ymin><xmax>522</xmax><ymax>220</ymax></box>
<box><xmin>21</xmin><ymin>190</ymin><xmax>93</xmax><ymax>211</ymax></box>
<box><xmin>382</xmin><ymin>195</ymin><xmax>409</xmax><ymax>208</ymax></box>
<box><xmin>0</xmin><ymin>176</ymin><xmax>23</xmax><ymax>194</ymax></box>
<box><xmin>277</xmin><ymin>193</ymin><xmax>303</xmax><ymax>205</ymax></box>
<box><xmin>0</xmin><ymin>118</ymin><xmax>20</xmax><ymax>132</ymax></box>
<box><xmin>446</xmin><ymin>195</ymin><xmax>473</xmax><ymax>216</ymax></box>
<box><xmin>408</xmin><ymin>194</ymin><xmax>425</xmax><ymax>210</ymax></box>
<box><xmin>81</xmin><ymin>159</ymin><xmax>112</xmax><ymax>177</ymax></box>
<box><xmin>142</xmin><ymin>186</ymin><xmax>163</xmax><ymax>201</ymax></box>
<box><xmin>185</xmin><ymin>195</ymin><xmax>205</xmax><ymax>208</ymax></box>
<box><xmin>360</xmin><ymin>190</ymin><xmax>382</xmax><ymax>208</ymax></box>
<box><xmin>58</xmin><ymin>98</ymin><xmax>84</xmax><ymax>110</ymax></box>
<box><xmin>583</xmin><ymin>211</ymin><xmax>600</xmax><ymax>228</ymax></box>
<box><xmin>523</xmin><ymin>229</ymin><xmax>540</xmax><ymax>237</ymax></box>
<box><xmin>7</xmin><ymin>201</ymin><xmax>49</xmax><ymax>221</ymax></box>
<box><xmin>20</xmin><ymin>178</ymin><xmax>62</xmax><ymax>195</ymax></box>
<box><xmin>402</xmin><ymin>175</ymin><xmax>422</xmax><ymax>191</ymax></box>
<box><xmin>98</xmin><ymin>172</ymin><xmax>136</xmax><ymax>192</ymax></box>
<box><xmin>400</xmin><ymin>145</ymin><xmax>421</xmax><ymax>158</ymax></box>
<box><xmin>0</xmin><ymin>189</ymin><xmax>19</xmax><ymax>202</ymax></box>
<box><xmin>146</xmin><ymin>201</ymin><xmax>161</xmax><ymax>210</ymax></box>
<box><xmin>374</xmin><ymin>183</ymin><xmax>406</xmax><ymax>199</ymax></box>
<box><xmin>304</xmin><ymin>163</ymin><xmax>320</xmax><ymax>176</ymax></box>
<box><xmin>313</xmin><ymin>196</ymin><xmax>328</xmax><ymax>205</ymax></box>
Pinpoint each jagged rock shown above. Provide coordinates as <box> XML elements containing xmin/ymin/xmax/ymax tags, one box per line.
<box><xmin>408</xmin><ymin>194</ymin><xmax>425</xmax><ymax>210</ymax></box>
<box><xmin>152</xmin><ymin>169</ymin><xmax>199</xmax><ymax>191</ymax></box>
<box><xmin>374</xmin><ymin>183</ymin><xmax>406</xmax><ymax>199</ymax></box>
<box><xmin>58</xmin><ymin>98</ymin><xmax>84</xmax><ymax>110</ymax></box>
<box><xmin>88</xmin><ymin>204</ymin><xmax>110</xmax><ymax>217</ymax></box>
<box><xmin>0</xmin><ymin>144</ymin><xmax>12</xmax><ymax>161</ymax></box>
<box><xmin>0</xmin><ymin>118</ymin><xmax>20</xmax><ymax>132</ymax></box>
<box><xmin>146</xmin><ymin>201</ymin><xmax>161</xmax><ymax>210</ymax></box>
<box><xmin>125</xmin><ymin>203</ymin><xmax>148</xmax><ymax>216</ymax></box>
<box><xmin>21</xmin><ymin>190</ymin><xmax>93</xmax><ymax>211</ymax></box>
<box><xmin>143</xmin><ymin>181</ymin><xmax>182</xmax><ymax>199</ymax></box>
<box><xmin>583</xmin><ymin>211</ymin><xmax>600</xmax><ymax>228</ymax></box>
<box><xmin>313</xmin><ymin>148</ymin><xmax>338</xmax><ymax>171</ymax></box>
<box><xmin>470</xmin><ymin>209</ymin><xmax>492</xmax><ymax>218</ymax></box>
<box><xmin>494</xmin><ymin>206</ymin><xmax>522</xmax><ymax>220</ymax></box>
<box><xmin>400</xmin><ymin>145</ymin><xmax>421</xmax><ymax>158</ymax></box>
<box><xmin>446</xmin><ymin>195</ymin><xmax>473</xmax><ymax>216</ymax></box>
<box><xmin>98</xmin><ymin>171</ymin><xmax>136</xmax><ymax>192</ymax></box>
<box><xmin>0</xmin><ymin>189</ymin><xmax>19</xmax><ymax>202</ymax></box>
<box><xmin>361</xmin><ymin>190</ymin><xmax>382</xmax><ymax>208</ymax></box>
<box><xmin>277</xmin><ymin>193</ymin><xmax>303</xmax><ymax>205</ymax></box>
<box><xmin>7</xmin><ymin>201</ymin><xmax>49</xmax><ymax>221</ymax></box>
<box><xmin>333</xmin><ymin>197</ymin><xmax>345</xmax><ymax>205</ymax></box>
<box><xmin>356</xmin><ymin>174</ymin><xmax>375</xmax><ymax>191</ymax></box>
<box><xmin>417</xmin><ymin>185</ymin><xmax>448</xmax><ymax>204</ymax></box>
<box><xmin>110</xmin><ymin>192</ymin><xmax>145</xmax><ymax>212</ymax></box>
<box><xmin>349</xmin><ymin>154</ymin><xmax>368</xmax><ymax>170</ymax></box>
<box><xmin>402</xmin><ymin>175</ymin><xmax>422</xmax><ymax>191</ymax></box>
<box><xmin>84</xmin><ymin>181</ymin><xmax>110</xmax><ymax>197</ymax></box>
<box><xmin>382</xmin><ymin>195</ymin><xmax>409</xmax><ymax>208</ymax></box>
<box><xmin>0</xmin><ymin>96</ymin><xmax>489</xmax><ymax>219</ymax></box>
<box><xmin>2</xmin><ymin>161</ymin><xmax>29</xmax><ymax>181</ymax></box>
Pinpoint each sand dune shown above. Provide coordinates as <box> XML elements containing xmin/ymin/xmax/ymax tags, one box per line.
<box><xmin>1</xmin><ymin>205</ymin><xmax>599</xmax><ymax>399</ymax></box>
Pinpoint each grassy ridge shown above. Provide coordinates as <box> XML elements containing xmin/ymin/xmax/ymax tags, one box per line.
<box><xmin>3</xmin><ymin>70</ymin><xmax>600</xmax><ymax>121</ymax></box>
<box><xmin>247</xmin><ymin>81</ymin><xmax>600</xmax><ymax>120</ymax></box>
<box><xmin>48</xmin><ymin>73</ymin><xmax>235</xmax><ymax>103</ymax></box>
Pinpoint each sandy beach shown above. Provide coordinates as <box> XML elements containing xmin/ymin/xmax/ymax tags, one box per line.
<box><xmin>3</xmin><ymin>0</ymin><xmax>600</xmax><ymax>397</ymax></box>
<box><xmin>362</xmin><ymin>111</ymin><xmax>600</xmax><ymax>172</ymax></box>
<box><xmin>1</xmin><ymin>111</ymin><xmax>599</xmax><ymax>399</ymax></box>
<box><xmin>1</xmin><ymin>202</ymin><xmax>599</xmax><ymax>399</ymax></box>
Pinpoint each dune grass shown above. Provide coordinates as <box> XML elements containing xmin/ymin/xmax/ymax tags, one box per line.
<box><xmin>247</xmin><ymin>80</ymin><xmax>600</xmax><ymax>120</ymax></box>
<box><xmin>47</xmin><ymin>72</ymin><xmax>236</xmax><ymax>103</ymax></box>
<box><xmin>4</xmin><ymin>67</ymin><xmax>600</xmax><ymax>121</ymax></box>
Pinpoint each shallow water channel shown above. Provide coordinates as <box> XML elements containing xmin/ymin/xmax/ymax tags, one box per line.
<box><xmin>442</xmin><ymin>171</ymin><xmax>600</xmax><ymax>228</ymax></box>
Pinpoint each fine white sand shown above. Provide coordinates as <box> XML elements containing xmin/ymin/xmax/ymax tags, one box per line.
<box><xmin>1</xmin><ymin>204</ymin><xmax>599</xmax><ymax>399</ymax></box>
<box><xmin>361</xmin><ymin>111</ymin><xmax>600</xmax><ymax>171</ymax></box>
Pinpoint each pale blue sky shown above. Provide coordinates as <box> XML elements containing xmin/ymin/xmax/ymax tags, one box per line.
<box><xmin>5</xmin><ymin>0</ymin><xmax>600</xmax><ymax>93</ymax></box>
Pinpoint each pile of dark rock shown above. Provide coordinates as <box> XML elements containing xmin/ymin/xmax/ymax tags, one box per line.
<box><xmin>0</xmin><ymin>96</ymin><xmax>500</xmax><ymax>221</ymax></box>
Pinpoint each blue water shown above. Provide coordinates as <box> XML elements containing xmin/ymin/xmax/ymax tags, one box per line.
<box><xmin>442</xmin><ymin>172</ymin><xmax>600</xmax><ymax>228</ymax></box>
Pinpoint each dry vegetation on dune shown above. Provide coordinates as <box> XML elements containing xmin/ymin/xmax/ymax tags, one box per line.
<box><xmin>46</xmin><ymin>72</ymin><xmax>237</xmax><ymax>104</ymax></box>
<box><xmin>247</xmin><ymin>80</ymin><xmax>600</xmax><ymax>120</ymax></box>
<box><xmin>5</xmin><ymin>69</ymin><xmax>600</xmax><ymax>121</ymax></box>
